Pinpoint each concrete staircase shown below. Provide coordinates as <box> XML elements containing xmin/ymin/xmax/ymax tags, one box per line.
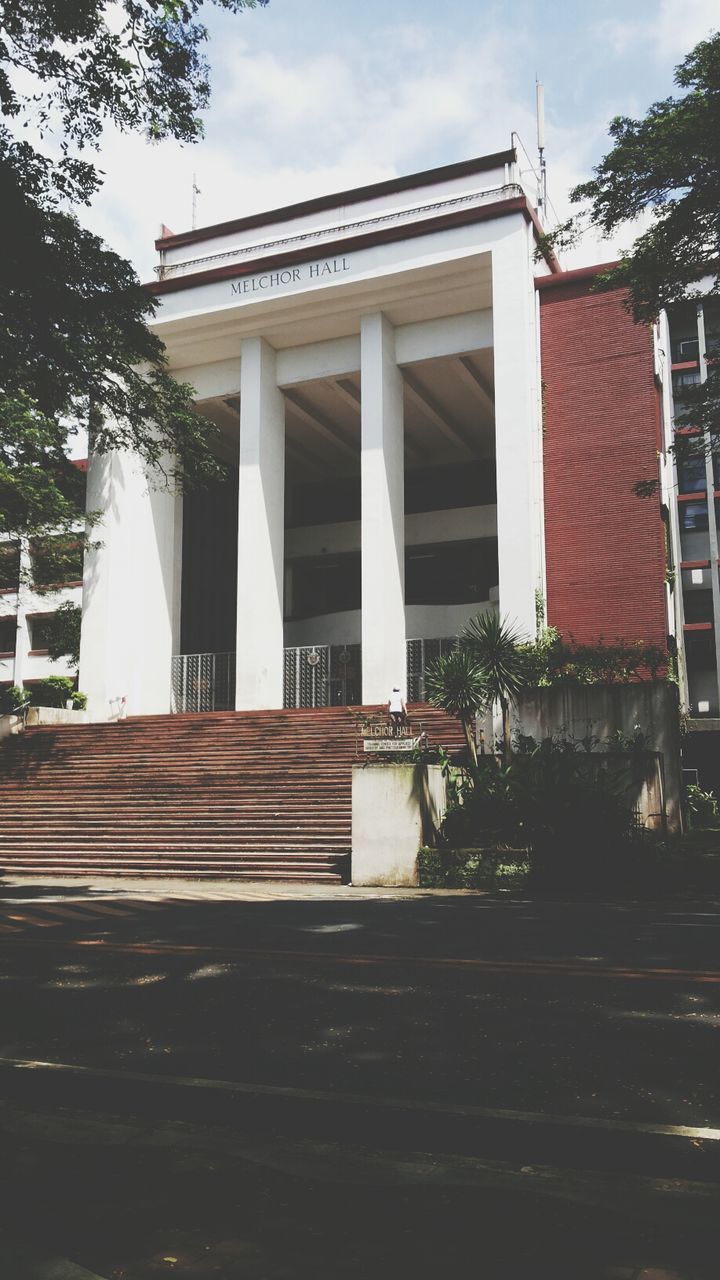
<box><xmin>0</xmin><ymin>705</ymin><xmax>465</xmax><ymax>882</ymax></box>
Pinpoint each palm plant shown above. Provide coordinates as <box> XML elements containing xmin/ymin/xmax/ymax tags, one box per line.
<box><xmin>425</xmin><ymin>646</ymin><xmax>489</xmax><ymax>766</ymax></box>
<box><xmin>461</xmin><ymin>612</ymin><xmax>528</xmax><ymax>764</ymax></box>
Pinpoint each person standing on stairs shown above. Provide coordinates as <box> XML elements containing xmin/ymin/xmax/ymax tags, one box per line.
<box><xmin>387</xmin><ymin>686</ymin><xmax>407</xmax><ymax>735</ymax></box>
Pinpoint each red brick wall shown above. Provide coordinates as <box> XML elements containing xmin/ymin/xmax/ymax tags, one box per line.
<box><xmin>538</xmin><ymin>274</ymin><xmax>667</xmax><ymax>646</ymax></box>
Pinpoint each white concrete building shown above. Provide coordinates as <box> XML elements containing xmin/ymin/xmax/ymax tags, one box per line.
<box><xmin>0</xmin><ymin>529</ymin><xmax>84</xmax><ymax>697</ymax></box>
<box><xmin>77</xmin><ymin>147</ymin><xmax>555</xmax><ymax>716</ymax></box>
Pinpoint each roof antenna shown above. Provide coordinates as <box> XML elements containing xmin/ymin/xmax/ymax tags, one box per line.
<box><xmin>191</xmin><ymin>172</ymin><xmax>201</xmax><ymax>230</ymax></box>
<box><xmin>535</xmin><ymin>80</ymin><xmax>547</xmax><ymax>219</ymax></box>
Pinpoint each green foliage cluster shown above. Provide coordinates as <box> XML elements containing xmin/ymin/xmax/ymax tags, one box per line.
<box><xmin>439</xmin><ymin>743</ymin><xmax>634</xmax><ymax>855</ymax></box>
<box><xmin>418</xmin><ymin>846</ymin><xmax>529</xmax><ymax>891</ymax></box>
<box><xmin>0</xmin><ymin>540</ymin><xmax>20</xmax><ymax>590</ymax></box>
<box><xmin>520</xmin><ymin>629</ymin><xmax>667</xmax><ymax>686</ymax></box>
<box><xmin>0</xmin><ymin>677</ymin><xmax>87</xmax><ymax>712</ymax></box>
<box><xmin>29</xmin><ymin>676</ymin><xmax>86</xmax><ymax>708</ymax></box>
<box><xmin>42</xmin><ymin>602</ymin><xmax>83</xmax><ymax>667</ymax></box>
<box><xmin>426</xmin><ymin>612</ymin><xmax>528</xmax><ymax>763</ymax></box>
<box><xmin>685</xmin><ymin>783</ymin><xmax>719</xmax><ymax>830</ymax></box>
<box><xmin>29</xmin><ymin>535</ymin><xmax>84</xmax><ymax>589</ymax></box>
<box><xmin>0</xmin><ymin>684</ymin><xmax>29</xmax><ymax>714</ymax></box>
<box><xmin>539</xmin><ymin>33</ymin><xmax>720</xmax><ymax>460</ymax></box>
<box><xmin>0</xmin><ymin>1</ymin><xmax>267</xmax><ymax>538</ymax></box>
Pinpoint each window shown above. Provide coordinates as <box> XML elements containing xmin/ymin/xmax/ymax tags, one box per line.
<box><xmin>0</xmin><ymin>542</ymin><xmax>20</xmax><ymax>592</ymax></box>
<box><xmin>671</xmin><ymin>336</ymin><xmax>699</xmax><ymax>363</ymax></box>
<box><xmin>680</xmin><ymin>501</ymin><xmax>709</xmax><ymax>532</ymax></box>
<box><xmin>685</xmin><ymin>629</ymin><xmax>716</xmax><ymax>669</ymax></box>
<box><xmin>677</xmin><ymin>457</ymin><xmax>706</xmax><ymax>494</ymax></box>
<box><xmin>0</xmin><ymin>616</ymin><xmax>16</xmax><ymax>654</ymax></box>
<box><xmin>28</xmin><ymin>614</ymin><xmax>55</xmax><ymax>651</ymax></box>
<box><xmin>683</xmin><ymin>590</ymin><xmax>714</xmax><ymax>625</ymax></box>
<box><xmin>30</xmin><ymin>535</ymin><xmax>84</xmax><ymax>588</ymax></box>
<box><xmin>673</xmin><ymin>369</ymin><xmax>701</xmax><ymax>394</ymax></box>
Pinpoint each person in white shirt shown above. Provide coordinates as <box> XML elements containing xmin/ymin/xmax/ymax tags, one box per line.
<box><xmin>387</xmin><ymin>686</ymin><xmax>407</xmax><ymax>731</ymax></box>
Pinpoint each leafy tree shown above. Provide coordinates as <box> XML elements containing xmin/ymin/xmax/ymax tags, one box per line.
<box><xmin>461</xmin><ymin>612</ymin><xmax>528</xmax><ymax>764</ymax></box>
<box><xmin>426</xmin><ymin>647</ymin><xmax>489</xmax><ymax>766</ymax></box>
<box><xmin>545</xmin><ymin>32</ymin><xmax>720</xmax><ymax>466</ymax></box>
<box><xmin>0</xmin><ymin>1</ymin><xmax>268</xmax><ymax>538</ymax></box>
<box><xmin>44</xmin><ymin>602</ymin><xmax>83</xmax><ymax>669</ymax></box>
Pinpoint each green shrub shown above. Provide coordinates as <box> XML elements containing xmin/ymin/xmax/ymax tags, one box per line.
<box><xmin>437</xmin><ymin>738</ymin><xmax>636</xmax><ymax>892</ymax></box>
<box><xmin>418</xmin><ymin>845</ymin><xmax>530</xmax><ymax>891</ymax></box>
<box><xmin>686</xmin><ymin>784</ymin><xmax>719</xmax><ymax>830</ymax></box>
<box><xmin>31</xmin><ymin>676</ymin><xmax>77</xmax><ymax>707</ymax></box>
<box><xmin>0</xmin><ymin>684</ymin><xmax>29</xmax><ymax>714</ymax></box>
<box><xmin>71</xmin><ymin>691</ymin><xmax>88</xmax><ymax>710</ymax></box>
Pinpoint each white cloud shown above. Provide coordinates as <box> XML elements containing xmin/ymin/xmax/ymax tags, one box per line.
<box><xmin>88</xmin><ymin>23</ymin><xmax>539</xmax><ymax>279</ymax></box>
<box><xmin>593</xmin><ymin>0</ymin><xmax>717</xmax><ymax>66</ymax></box>
<box><xmin>653</xmin><ymin>0</ymin><xmax>719</xmax><ymax>59</ymax></box>
<box><xmin>79</xmin><ymin>7</ymin><xmax>695</xmax><ymax>282</ymax></box>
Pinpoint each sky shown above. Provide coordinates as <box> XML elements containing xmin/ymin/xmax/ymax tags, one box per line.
<box><xmin>81</xmin><ymin>0</ymin><xmax>720</xmax><ymax>281</ymax></box>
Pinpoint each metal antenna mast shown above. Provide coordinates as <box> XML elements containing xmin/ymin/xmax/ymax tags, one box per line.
<box><xmin>535</xmin><ymin>81</ymin><xmax>547</xmax><ymax>218</ymax></box>
<box><xmin>191</xmin><ymin>172</ymin><xmax>201</xmax><ymax>230</ymax></box>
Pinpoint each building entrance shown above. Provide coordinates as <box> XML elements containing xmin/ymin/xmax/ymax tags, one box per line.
<box><xmin>283</xmin><ymin>643</ymin><xmax>361</xmax><ymax>708</ymax></box>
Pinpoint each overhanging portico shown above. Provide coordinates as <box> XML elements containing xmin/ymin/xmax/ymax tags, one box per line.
<box><xmin>79</xmin><ymin>150</ymin><xmax>552</xmax><ymax>717</ymax></box>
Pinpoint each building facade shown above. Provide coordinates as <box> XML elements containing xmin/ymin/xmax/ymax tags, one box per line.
<box><xmin>0</xmin><ymin>515</ymin><xmax>85</xmax><ymax>700</ymax></box>
<box><xmin>75</xmin><ymin>146</ymin><xmax>676</xmax><ymax>721</ymax></box>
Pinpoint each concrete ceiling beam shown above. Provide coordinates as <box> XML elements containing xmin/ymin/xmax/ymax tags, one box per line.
<box><xmin>401</xmin><ymin>368</ymin><xmax>476</xmax><ymax>457</ymax></box>
<box><xmin>454</xmin><ymin>355</ymin><xmax>495</xmax><ymax>417</ymax></box>
<box><xmin>282</xmin><ymin>388</ymin><xmax>357</xmax><ymax>461</ymax></box>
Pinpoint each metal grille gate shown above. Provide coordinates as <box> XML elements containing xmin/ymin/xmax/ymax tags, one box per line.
<box><xmin>171</xmin><ymin>639</ymin><xmax>454</xmax><ymax>712</ymax></box>
<box><xmin>171</xmin><ymin>652</ymin><xmax>236</xmax><ymax>713</ymax></box>
<box><xmin>282</xmin><ymin>644</ymin><xmax>361</xmax><ymax>708</ymax></box>
<box><xmin>406</xmin><ymin>637</ymin><xmax>456</xmax><ymax>702</ymax></box>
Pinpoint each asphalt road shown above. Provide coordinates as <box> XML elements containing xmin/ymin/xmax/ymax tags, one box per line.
<box><xmin>1</xmin><ymin>882</ymin><xmax>719</xmax><ymax>1278</ymax></box>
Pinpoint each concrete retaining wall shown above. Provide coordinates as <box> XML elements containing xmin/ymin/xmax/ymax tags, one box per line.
<box><xmin>512</xmin><ymin>682</ymin><xmax>682</xmax><ymax>834</ymax></box>
<box><xmin>352</xmin><ymin>763</ymin><xmax>446</xmax><ymax>886</ymax></box>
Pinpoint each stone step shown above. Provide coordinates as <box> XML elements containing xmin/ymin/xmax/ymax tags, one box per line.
<box><xmin>1</xmin><ymin>703</ymin><xmax>461</xmax><ymax>882</ymax></box>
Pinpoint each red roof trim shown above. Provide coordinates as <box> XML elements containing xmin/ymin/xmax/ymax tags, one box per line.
<box><xmin>155</xmin><ymin>149</ymin><xmax>517</xmax><ymax>251</ymax></box>
<box><xmin>147</xmin><ymin>193</ymin><xmax>558</xmax><ymax>297</ymax></box>
<box><xmin>535</xmin><ymin>261</ymin><xmax>621</xmax><ymax>291</ymax></box>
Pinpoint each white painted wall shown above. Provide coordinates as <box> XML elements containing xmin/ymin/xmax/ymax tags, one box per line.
<box><xmin>162</xmin><ymin>167</ymin><xmax>512</xmax><ymax>271</ymax></box>
<box><xmin>285</xmin><ymin>505</ymin><xmax>497</xmax><ymax>561</ymax></box>
<box><xmin>154</xmin><ymin>217</ymin><xmax>504</xmax><ymax>332</ymax></box>
<box><xmin>352</xmin><ymin>763</ymin><xmax>447</xmax><ymax>886</ymax></box>
<box><xmin>492</xmin><ymin>220</ymin><xmax>543</xmax><ymax>636</ymax></box>
<box><xmin>360</xmin><ymin>313</ymin><xmax>406</xmax><ymax>701</ymax></box>
<box><xmin>79</xmin><ymin>448</ymin><xmax>182</xmax><ymax>716</ymax></box>
<box><xmin>235</xmin><ymin>336</ymin><xmax>286</xmax><ymax>709</ymax></box>
<box><xmin>284</xmin><ymin>599</ymin><xmax>495</xmax><ymax>649</ymax></box>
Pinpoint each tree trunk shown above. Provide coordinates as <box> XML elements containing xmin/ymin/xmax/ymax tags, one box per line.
<box><xmin>463</xmin><ymin>715</ymin><xmax>478</xmax><ymax>767</ymax></box>
<box><xmin>500</xmin><ymin>697</ymin><xmax>511</xmax><ymax>765</ymax></box>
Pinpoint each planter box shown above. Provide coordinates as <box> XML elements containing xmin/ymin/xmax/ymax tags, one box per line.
<box><xmin>352</xmin><ymin>763</ymin><xmax>446</xmax><ymax>886</ymax></box>
<box><xmin>25</xmin><ymin>707</ymin><xmax>103</xmax><ymax>726</ymax></box>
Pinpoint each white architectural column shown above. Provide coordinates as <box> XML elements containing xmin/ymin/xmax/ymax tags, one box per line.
<box><xmin>360</xmin><ymin>312</ymin><xmax>406</xmax><ymax>704</ymax></box>
<box><xmin>492</xmin><ymin>221</ymin><xmax>544</xmax><ymax>636</ymax></box>
<box><xmin>79</xmin><ymin>447</ymin><xmax>182</xmax><ymax>716</ymax></box>
<box><xmin>12</xmin><ymin>537</ymin><xmax>30</xmax><ymax>689</ymax></box>
<box><xmin>235</xmin><ymin>336</ymin><xmax>285</xmax><ymax>709</ymax></box>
